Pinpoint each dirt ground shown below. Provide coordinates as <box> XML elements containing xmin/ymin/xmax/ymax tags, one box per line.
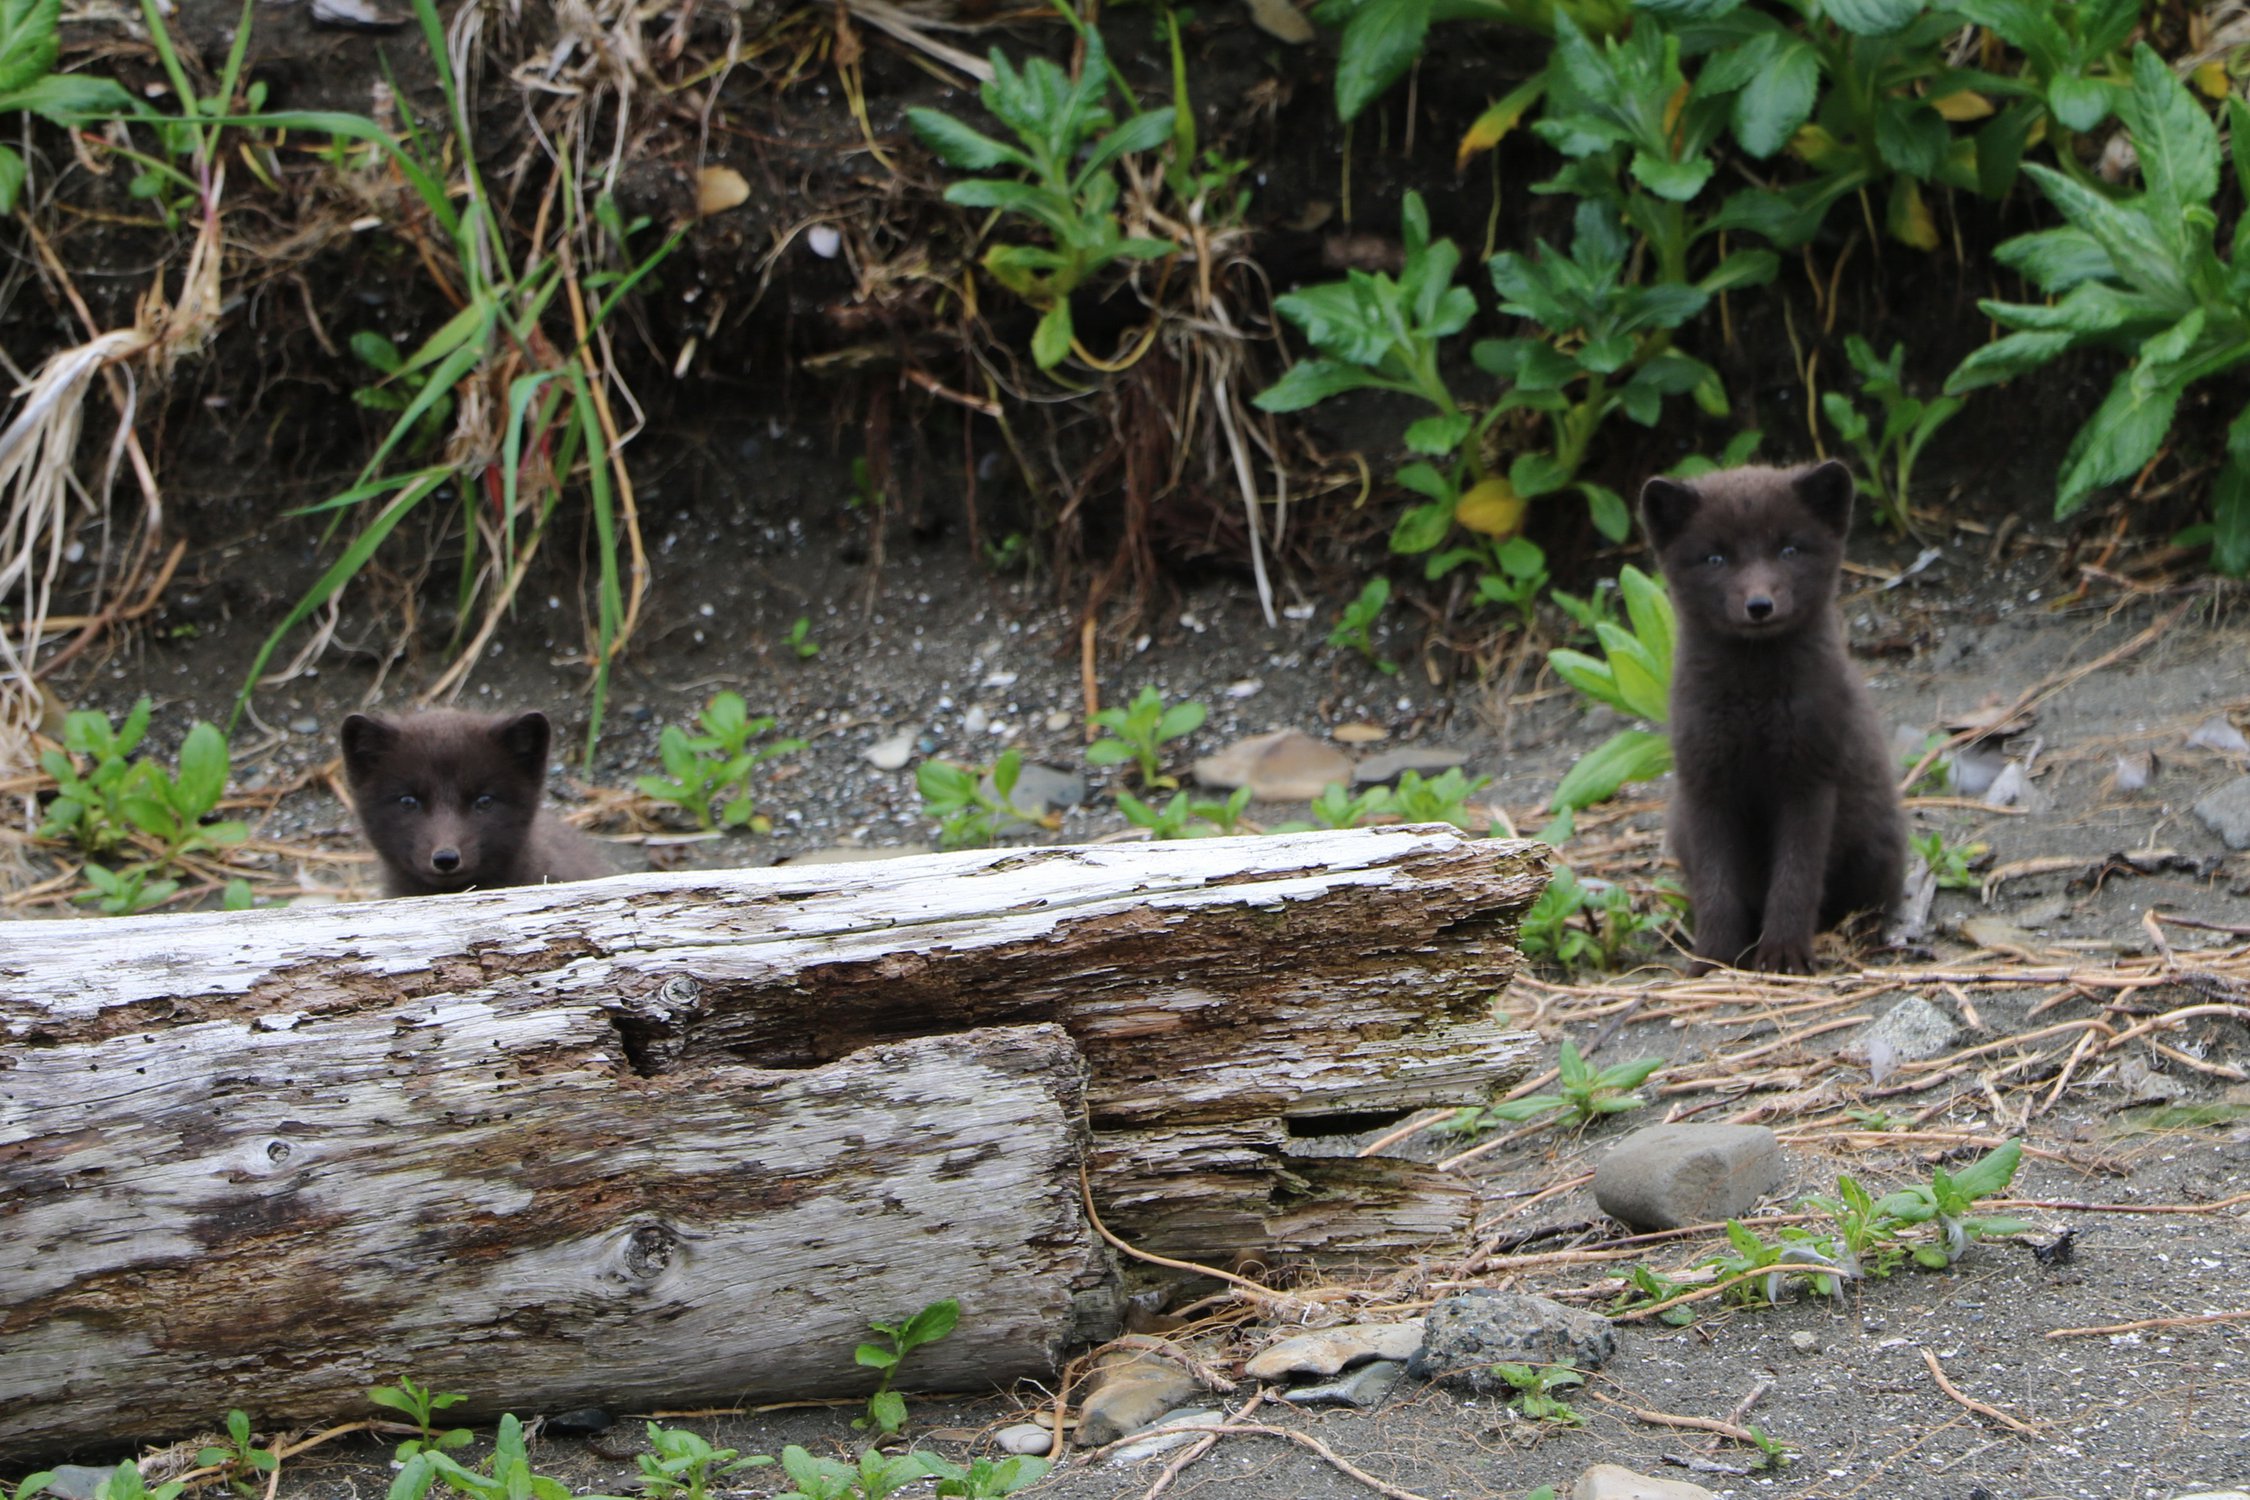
<box><xmin>16</xmin><ymin>417</ymin><xmax>2250</xmax><ymax>1500</ymax></box>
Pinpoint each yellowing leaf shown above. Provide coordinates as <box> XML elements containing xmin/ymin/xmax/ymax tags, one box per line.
<box><xmin>1888</xmin><ymin>175</ymin><xmax>1938</xmax><ymax>250</ymax></box>
<box><xmin>1456</xmin><ymin>477</ymin><xmax>1526</xmax><ymax>537</ymax></box>
<box><xmin>696</xmin><ymin>165</ymin><xmax>750</xmax><ymax>217</ymax></box>
<box><xmin>1788</xmin><ymin>122</ymin><xmax>1847</xmax><ymax>168</ymax></box>
<box><xmin>2194</xmin><ymin>60</ymin><xmax>2231</xmax><ymax>99</ymax></box>
<box><xmin>1457</xmin><ymin>77</ymin><xmax>1545</xmax><ymax>172</ymax></box>
<box><xmin>1930</xmin><ymin>89</ymin><xmax>1994</xmax><ymax>122</ymax></box>
<box><xmin>1662</xmin><ymin>83</ymin><xmax>1690</xmax><ymax>151</ymax></box>
<box><xmin>1242</xmin><ymin>0</ymin><xmax>1315</xmax><ymax>44</ymax></box>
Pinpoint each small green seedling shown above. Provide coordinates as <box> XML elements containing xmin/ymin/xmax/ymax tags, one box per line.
<box><xmin>920</xmin><ymin>1454</ymin><xmax>1053</xmax><ymax>1499</ymax></box>
<box><xmin>1276</xmin><ymin>780</ymin><xmax>1394</xmax><ymax>832</ymax></box>
<box><xmin>635</xmin><ymin>692</ymin><xmax>805</xmax><ymax>832</ymax></box>
<box><xmin>73</xmin><ymin>862</ymin><xmax>179</xmax><ymax>916</ymax></box>
<box><xmin>1898</xmin><ymin>731</ymin><xmax>1953</xmax><ymax>795</ymax></box>
<box><xmin>1802</xmin><ymin>1173</ymin><xmax>1908</xmax><ymax>1281</ymax></box>
<box><xmin>1471</xmin><ymin>536</ymin><xmax>1550</xmax><ymax>625</ymax></box>
<box><xmin>1085</xmin><ymin>686</ymin><xmax>1206</xmax><ymax>789</ymax></box>
<box><xmin>1704</xmin><ymin>1219</ymin><xmax>1847</xmax><ymax>1306</ymax></box>
<box><xmin>1386</xmin><ymin>767</ymin><xmax>1491</xmax><ymax>830</ymax></box>
<box><xmin>1446</xmin><ymin>1039</ymin><xmax>1662</xmax><ymax>1137</ymax></box>
<box><xmin>40</xmin><ymin>699</ymin><xmax>248</xmax><ymax>861</ymax></box>
<box><xmin>784</xmin><ymin>617</ymin><xmax>819</xmax><ymax>659</ymax></box>
<box><xmin>90</xmin><ymin>1465</ymin><xmax>183</xmax><ymax>1500</ymax></box>
<box><xmin>1606</xmin><ymin>1263</ymin><xmax>1698</xmax><ymax>1327</ymax></box>
<box><xmin>1328</xmin><ymin>577</ymin><xmax>1399</xmax><ymax>674</ymax></box>
<box><xmin>1117</xmin><ymin>785</ymin><xmax>1252</xmax><ymax>839</ymax></box>
<box><xmin>1518</xmin><ymin>867</ymin><xmax>1673</xmax><ymax>972</ymax></box>
<box><xmin>1870</xmin><ymin>1139</ymin><xmax>2032</xmax><ymax>1266</ymax></box>
<box><xmin>1492</xmin><ymin>1361</ymin><xmax>1585</xmax><ymax>1427</ymax></box>
<box><xmin>918</xmin><ymin>750</ymin><xmax>1043</xmax><ymax>850</ymax></box>
<box><xmin>770</xmin><ymin>1447</ymin><xmax>937</xmax><ymax>1500</ymax></box>
<box><xmin>368</xmin><ymin>1375</ymin><xmax>471</xmax><ymax>1461</ymax></box>
<box><xmin>854</xmin><ymin>1297</ymin><xmax>959</xmax><ymax>1435</ymax></box>
<box><xmin>350</xmin><ymin>330</ymin><xmax>456</xmax><ymax>457</ymax></box>
<box><xmin>1911</xmin><ymin>831</ymin><xmax>1987</xmax><ymax>892</ymax></box>
<box><xmin>1820</xmin><ymin>335</ymin><xmax>1962</xmax><ymax>531</ymax></box>
<box><xmin>196</xmin><ymin>1410</ymin><xmax>278</xmax><ymax>1497</ymax></box>
<box><xmin>633</xmin><ymin>1425</ymin><xmax>772</xmax><ymax>1500</ymax></box>
<box><xmin>387</xmin><ymin>1415</ymin><xmax>573</xmax><ymax>1500</ymax></box>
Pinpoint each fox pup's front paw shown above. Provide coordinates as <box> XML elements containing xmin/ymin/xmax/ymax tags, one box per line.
<box><xmin>1747</xmin><ymin>937</ymin><xmax>1814</xmax><ymax>975</ymax></box>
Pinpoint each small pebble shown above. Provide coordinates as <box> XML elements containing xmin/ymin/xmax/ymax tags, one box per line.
<box><xmin>806</xmin><ymin>224</ymin><xmax>842</xmax><ymax>258</ymax></box>
<box><xmin>290</xmin><ymin>716</ymin><xmax>321</xmax><ymax>735</ymax></box>
<box><xmin>1789</xmin><ymin>1330</ymin><xmax>1819</xmax><ymax>1355</ymax></box>
<box><xmin>865</xmin><ymin>731</ymin><xmax>917</xmax><ymax>771</ymax></box>
<box><xmin>995</xmin><ymin>1423</ymin><xmax>1051</xmax><ymax>1456</ymax></box>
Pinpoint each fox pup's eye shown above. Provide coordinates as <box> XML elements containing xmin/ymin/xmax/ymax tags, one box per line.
<box><xmin>1780</xmin><ymin>543</ymin><xmax>1800</xmax><ymax>559</ymax></box>
<box><xmin>474</xmin><ymin>793</ymin><xmax>496</xmax><ymax>811</ymax></box>
<box><xmin>1704</xmin><ymin>552</ymin><xmax>1726</xmax><ymax>568</ymax></box>
<box><xmin>397</xmin><ymin>794</ymin><xmax>420</xmax><ymax>810</ymax></box>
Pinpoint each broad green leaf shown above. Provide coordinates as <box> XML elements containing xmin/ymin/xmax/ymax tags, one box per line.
<box><xmin>1156</xmin><ymin>702</ymin><xmax>1207</xmax><ymax>740</ymax></box>
<box><xmin>1390</xmin><ymin>500</ymin><xmax>1452</xmax><ymax>554</ymax></box>
<box><xmin>1732</xmin><ymin>37</ymin><xmax>1818</xmax><ymax>158</ymax></box>
<box><xmin>1593</xmin><ymin>622</ymin><xmax>1668</xmax><ymax>720</ymax></box>
<box><xmin>1335</xmin><ymin>0</ymin><xmax>1431</xmax><ymax>122</ymax></box>
<box><xmin>1994</xmin><ymin>226</ymin><xmax>2115</xmax><ymax>292</ymax></box>
<box><xmin>2045</xmin><ymin>73</ymin><xmax>2112</xmax><ymax>133</ymax></box>
<box><xmin>2119</xmin><ymin>43</ymin><xmax>2218</xmax><ymax>231</ymax></box>
<box><xmin>173</xmin><ymin>722</ymin><xmax>229</xmax><ymax>818</ymax></box>
<box><xmin>1820</xmin><ymin>0</ymin><xmax>1921</xmax><ymax>36</ymax></box>
<box><xmin>1031</xmin><ymin>300</ymin><xmax>1073</xmax><ymax>369</ymax></box>
<box><xmin>1618</xmin><ymin>565</ymin><xmax>1674</xmax><ymax>675</ymax></box>
<box><xmin>1974</xmin><ymin>99</ymin><xmax>2039</xmax><ymax>198</ymax></box>
<box><xmin>1873</xmin><ymin>99</ymin><xmax>1949</xmax><ymax>179</ymax></box>
<box><xmin>2055</xmin><ymin>370</ymin><xmax>2182</xmax><ymax>516</ymax></box>
<box><xmin>0</xmin><ymin>0</ymin><xmax>58</xmax><ymax>96</ymax></box>
<box><xmin>1583</xmin><ymin>482</ymin><xmax>1632</xmax><ymax>541</ymax></box>
<box><xmin>1547</xmin><ymin>648</ymin><xmax>1627</xmax><ymax>713</ymax></box>
<box><xmin>1253</xmin><ymin>359</ymin><xmax>1386</xmax><ymax>411</ymax></box>
<box><xmin>0</xmin><ymin>142</ymin><xmax>22</xmax><ymax>214</ymax></box>
<box><xmin>1084</xmin><ymin>739</ymin><xmax>1132</xmax><ymax>765</ymax></box>
<box><xmin>1947</xmin><ymin>1138</ymin><xmax>2021</xmax><ymax>1200</ymax></box>
<box><xmin>1629</xmin><ymin>152</ymin><xmax>1714</xmax><ymax>201</ymax></box>
<box><xmin>2018</xmin><ymin>163</ymin><xmax>2185</xmax><ymax>305</ymax></box>
<box><xmin>0</xmin><ymin>70</ymin><xmax>131</xmax><ymax>121</ymax></box>
<box><xmin>1404</xmin><ymin>412</ymin><xmax>1473</xmax><ymax>454</ymax></box>
<box><xmin>1509</xmin><ymin>452</ymin><xmax>1571</xmax><ymax>498</ymax></box>
<box><xmin>1549</xmin><ymin>728</ymin><xmax>1673</xmax><ymax>812</ymax></box>
<box><xmin>1075</xmin><ymin>107</ymin><xmax>1177</xmax><ymax>183</ymax></box>
<box><xmin>1394</xmin><ymin>462</ymin><xmax>1453</xmax><ymax>501</ymax></box>
<box><xmin>1698</xmin><ymin>250</ymin><xmax>1779</xmax><ymax>295</ymax></box>
<box><xmin>2210</xmin><ymin>450</ymin><xmax>2250</xmax><ymax>577</ymax></box>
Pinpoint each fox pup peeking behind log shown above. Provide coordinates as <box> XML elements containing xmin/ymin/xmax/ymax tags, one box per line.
<box><xmin>1640</xmin><ymin>460</ymin><xmax>1906</xmax><ymax>974</ymax></box>
<box><xmin>341</xmin><ymin>709</ymin><xmax>608</xmax><ymax>898</ymax></box>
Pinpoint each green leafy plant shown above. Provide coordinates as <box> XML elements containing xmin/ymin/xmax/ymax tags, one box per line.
<box><xmin>1328</xmin><ymin>576</ymin><xmax>1398</xmax><ymax>674</ymax></box>
<box><xmin>1492</xmin><ymin>1360</ymin><xmax>1585</xmax><ymax>1426</ymax></box>
<box><xmin>1870</xmin><ymin>1138</ymin><xmax>2032</xmax><ymax>1265</ymax></box>
<box><xmin>194</xmin><ymin>1411</ymin><xmax>277</xmax><ymax>1497</ymax></box>
<box><xmin>88</xmin><ymin>1465</ymin><xmax>182</xmax><ymax>1500</ymax></box>
<box><xmin>1605</xmin><ymin>1262</ymin><xmax>1698</xmax><ymax>1326</ymax></box>
<box><xmin>1447</xmin><ymin>1038</ymin><xmax>1661</xmax><ymax>1135</ymax></box>
<box><xmin>1118</xmin><ymin>785</ymin><xmax>1253</xmax><ymax>839</ymax></box>
<box><xmin>918</xmin><ymin>750</ymin><xmax>1043</xmax><ymax>850</ymax></box>
<box><xmin>1951</xmin><ymin>0</ymin><xmax>2141</xmax><ymax>191</ymax></box>
<box><xmin>784</xmin><ymin>617</ymin><xmax>820</xmax><ymax>659</ymax></box>
<box><xmin>919</xmin><ymin>1455</ymin><xmax>1054</xmax><ymax>1499</ymax></box>
<box><xmin>40</xmin><ymin>699</ymin><xmax>246</xmax><ymax>859</ymax></box>
<box><xmin>1546</xmin><ymin>565</ymin><xmax>1674</xmax><ymax>812</ymax></box>
<box><xmin>906</xmin><ymin>25</ymin><xmax>1176</xmax><ymax>368</ymax></box>
<box><xmin>1801</xmin><ymin>1172</ymin><xmax>1911</xmax><ymax>1281</ymax></box>
<box><xmin>1820</xmin><ymin>335</ymin><xmax>1962</xmax><ymax>530</ymax></box>
<box><xmin>368</xmin><ymin>1377</ymin><xmax>471</xmax><ymax>1462</ymax></box>
<box><xmin>1515</xmin><ymin>866</ymin><xmax>1673</xmax><ymax>972</ymax></box>
<box><xmin>1897</xmin><ymin>730</ymin><xmax>1953</xmax><ymax>795</ymax></box>
<box><xmin>633</xmin><ymin>1425</ymin><xmax>772</xmax><ymax>1500</ymax></box>
<box><xmin>1471</xmin><ymin>536</ymin><xmax>1551</xmax><ymax>623</ymax></box>
<box><xmin>71</xmin><ymin>861</ymin><xmax>176</xmax><ymax>917</ymax></box>
<box><xmin>0</xmin><ymin>0</ymin><xmax>134</xmax><ymax>213</ymax></box>
<box><xmin>1944</xmin><ymin>45</ymin><xmax>2250</xmax><ymax>575</ymax></box>
<box><xmin>1314</xmin><ymin>0</ymin><xmax>1629</xmax><ymax>123</ymax></box>
<box><xmin>1703</xmin><ymin>1218</ymin><xmax>1846</xmax><ymax>1306</ymax></box>
<box><xmin>854</xmin><ymin>1297</ymin><xmax>960</xmax><ymax>1435</ymax></box>
<box><xmin>386</xmin><ymin>1415</ymin><xmax>577</xmax><ymax>1500</ymax></box>
<box><xmin>635</xmin><ymin>692</ymin><xmax>805</xmax><ymax>832</ymax></box>
<box><xmin>1387</xmin><ymin>767</ymin><xmax>1493</xmax><ymax>830</ymax></box>
<box><xmin>1910</xmin><ymin>830</ymin><xmax>1987</xmax><ymax>892</ymax></box>
<box><xmin>1307</xmin><ymin>781</ymin><xmax>1398</xmax><ymax>830</ymax></box>
<box><xmin>1085</xmin><ymin>686</ymin><xmax>1206</xmax><ymax>789</ymax></box>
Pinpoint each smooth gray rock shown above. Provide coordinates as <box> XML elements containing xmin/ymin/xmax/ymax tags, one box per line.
<box><xmin>1352</xmin><ymin>747</ymin><xmax>1470</xmax><ymax>784</ymax></box>
<box><xmin>1278</xmin><ymin>1360</ymin><xmax>1404</xmax><ymax>1408</ymax></box>
<box><xmin>42</xmin><ymin>1468</ymin><xmax>112</xmax><ymax>1500</ymax></box>
<box><xmin>995</xmin><ymin>1423</ymin><xmax>1053</xmax><ymax>1456</ymax></box>
<box><xmin>1074</xmin><ymin>1350</ymin><xmax>1200</xmax><ymax>1447</ymax></box>
<box><xmin>986</xmin><ymin>761</ymin><xmax>1085</xmax><ymax>815</ymax></box>
<box><xmin>1406</xmin><ymin>1292</ymin><xmax>1615</xmax><ymax>1393</ymax></box>
<box><xmin>1103</xmin><ymin>1408</ymin><xmax>1220</xmax><ymax>1464</ymax></box>
<box><xmin>1572</xmin><ymin>1465</ymin><xmax>1719</xmax><ymax>1500</ymax></box>
<box><xmin>1244</xmin><ymin>1320</ymin><xmax>1423</xmax><ymax>1380</ymax></box>
<box><xmin>2194</xmin><ymin>775</ymin><xmax>2250</xmax><ymax>849</ymax></box>
<box><xmin>1592</xmin><ymin>1123</ymin><xmax>1784</xmax><ymax>1231</ymax></box>
<box><xmin>1847</xmin><ymin>995</ymin><xmax>1960</xmax><ymax>1063</ymax></box>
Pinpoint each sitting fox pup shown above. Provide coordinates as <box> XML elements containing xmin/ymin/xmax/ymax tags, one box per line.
<box><xmin>1640</xmin><ymin>460</ymin><xmax>1906</xmax><ymax>974</ymax></box>
<box><xmin>341</xmin><ymin>709</ymin><xmax>607</xmax><ymax>898</ymax></box>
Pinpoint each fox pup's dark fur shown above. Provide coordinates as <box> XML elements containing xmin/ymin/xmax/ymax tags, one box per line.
<box><xmin>1641</xmin><ymin>460</ymin><xmax>1905</xmax><ymax>974</ymax></box>
<box><xmin>341</xmin><ymin>709</ymin><xmax>607</xmax><ymax>898</ymax></box>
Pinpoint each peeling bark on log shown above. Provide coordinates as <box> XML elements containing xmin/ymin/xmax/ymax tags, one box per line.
<box><xmin>0</xmin><ymin>826</ymin><xmax>1543</xmax><ymax>1457</ymax></box>
<box><xmin>0</xmin><ymin>1021</ymin><xmax>1107</xmax><ymax>1461</ymax></box>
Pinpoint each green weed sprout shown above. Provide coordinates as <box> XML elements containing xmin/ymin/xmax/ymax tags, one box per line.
<box><xmin>195</xmin><ymin>1409</ymin><xmax>277</xmax><ymax>1497</ymax></box>
<box><xmin>1085</xmin><ymin>686</ymin><xmax>1206</xmax><ymax>789</ymax></box>
<box><xmin>1328</xmin><ymin>577</ymin><xmax>1398</xmax><ymax>674</ymax></box>
<box><xmin>1870</xmin><ymin>1139</ymin><xmax>2032</xmax><ymax>1265</ymax></box>
<box><xmin>1820</xmin><ymin>335</ymin><xmax>1962</xmax><ymax>531</ymax></box>
<box><xmin>1492</xmin><ymin>1361</ymin><xmax>1585</xmax><ymax>1426</ymax></box>
<box><xmin>633</xmin><ymin>1425</ymin><xmax>771</xmax><ymax>1500</ymax></box>
<box><xmin>367</xmin><ymin>1376</ymin><xmax>471</xmax><ymax>1461</ymax></box>
<box><xmin>1910</xmin><ymin>831</ymin><xmax>1986</xmax><ymax>892</ymax></box>
<box><xmin>1118</xmin><ymin>786</ymin><xmax>1252</xmax><ymax>839</ymax></box>
<box><xmin>635</xmin><ymin>692</ymin><xmax>804</xmax><ymax>832</ymax></box>
<box><xmin>854</xmin><ymin>1297</ymin><xmax>960</xmax><ymax>1435</ymax></box>
<box><xmin>921</xmin><ymin>1454</ymin><xmax>1053</xmax><ymax>1498</ymax></box>
<box><xmin>919</xmin><ymin>750</ymin><xmax>1044</xmax><ymax>850</ymax></box>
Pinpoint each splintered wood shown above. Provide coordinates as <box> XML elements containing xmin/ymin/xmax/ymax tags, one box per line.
<box><xmin>0</xmin><ymin>826</ymin><xmax>1545</xmax><ymax>1458</ymax></box>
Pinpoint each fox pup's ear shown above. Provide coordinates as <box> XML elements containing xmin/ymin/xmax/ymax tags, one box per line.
<box><xmin>1795</xmin><ymin>459</ymin><xmax>1855</xmax><ymax>536</ymax></box>
<box><xmin>1640</xmin><ymin>476</ymin><xmax>1701</xmax><ymax>549</ymax></box>
<box><xmin>495</xmin><ymin>711</ymin><xmax>552</xmax><ymax>778</ymax></box>
<box><xmin>339</xmin><ymin>714</ymin><xmax>397</xmax><ymax>778</ymax></box>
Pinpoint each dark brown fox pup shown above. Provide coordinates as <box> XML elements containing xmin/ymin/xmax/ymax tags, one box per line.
<box><xmin>340</xmin><ymin>709</ymin><xmax>608</xmax><ymax>898</ymax></box>
<box><xmin>1640</xmin><ymin>460</ymin><xmax>1906</xmax><ymax>975</ymax></box>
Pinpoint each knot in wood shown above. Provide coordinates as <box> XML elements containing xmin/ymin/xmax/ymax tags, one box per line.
<box><xmin>657</xmin><ymin>977</ymin><xmax>702</xmax><ymax>1008</ymax></box>
<box><xmin>622</xmin><ymin>1223</ymin><xmax>679</xmax><ymax>1280</ymax></box>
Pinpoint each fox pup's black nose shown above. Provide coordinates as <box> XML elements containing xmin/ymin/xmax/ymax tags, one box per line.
<box><xmin>1745</xmin><ymin>595</ymin><xmax>1775</xmax><ymax>621</ymax></box>
<box><xmin>431</xmin><ymin>847</ymin><xmax>462</xmax><ymax>873</ymax></box>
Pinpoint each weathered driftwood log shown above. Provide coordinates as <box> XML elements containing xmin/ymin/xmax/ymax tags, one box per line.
<box><xmin>0</xmin><ymin>825</ymin><xmax>1543</xmax><ymax>1457</ymax></box>
<box><xmin>0</xmin><ymin>1021</ymin><xmax>1108</xmax><ymax>1460</ymax></box>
